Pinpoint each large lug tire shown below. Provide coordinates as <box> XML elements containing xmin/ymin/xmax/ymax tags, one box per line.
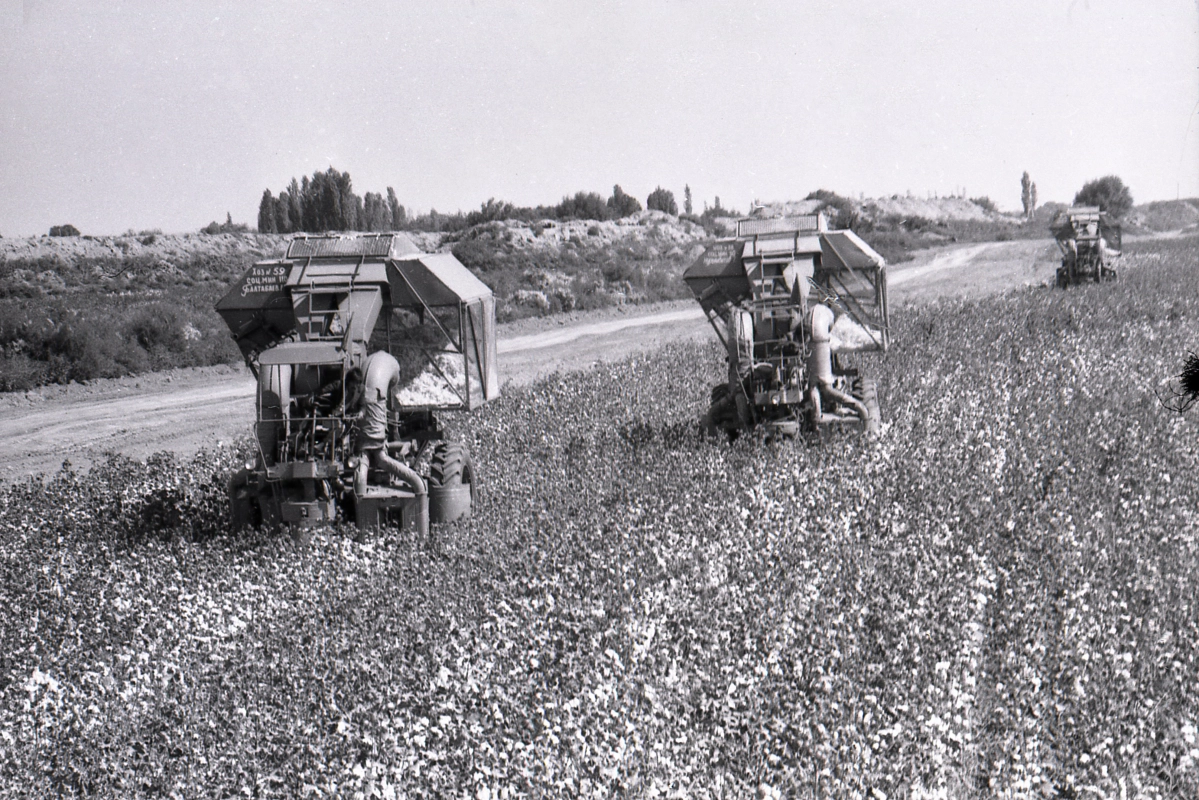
<box><xmin>703</xmin><ymin>382</ymin><xmax>739</xmax><ymax>437</ymax></box>
<box><xmin>428</xmin><ymin>441</ymin><xmax>475</xmax><ymax>523</ymax></box>
<box><xmin>228</xmin><ymin>468</ymin><xmax>265</xmax><ymax>531</ymax></box>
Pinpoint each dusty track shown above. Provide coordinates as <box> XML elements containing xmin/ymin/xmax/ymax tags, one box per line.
<box><xmin>0</xmin><ymin>304</ymin><xmax>714</xmax><ymax>481</ymax></box>
<box><xmin>0</xmin><ymin>239</ymin><xmax>1057</xmax><ymax>482</ymax></box>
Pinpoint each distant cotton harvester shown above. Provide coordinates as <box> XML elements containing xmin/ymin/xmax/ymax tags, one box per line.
<box><xmin>1051</xmin><ymin>206</ymin><xmax>1122</xmax><ymax>288</ymax></box>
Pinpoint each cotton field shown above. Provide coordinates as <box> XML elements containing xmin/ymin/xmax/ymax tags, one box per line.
<box><xmin>2</xmin><ymin>236</ymin><xmax>1198</xmax><ymax>799</ymax></box>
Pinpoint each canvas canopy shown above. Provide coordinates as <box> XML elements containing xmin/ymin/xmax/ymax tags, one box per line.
<box><xmin>819</xmin><ymin>230</ymin><xmax>886</xmax><ymax>273</ymax></box>
<box><xmin>815</xmin><ymin>230</ymin><xmax>888</xmax><ymax>351</ymax></box>
<box><xmin>386</xmin><ymin>254</ymin><xmax>493</xmax><ymax>308</ymax></box>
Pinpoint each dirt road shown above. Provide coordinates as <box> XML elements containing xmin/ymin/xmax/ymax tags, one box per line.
<box><xmin>0</xmin><ymin>305</ymin><xmax>714</xmax><ymax>481</ymax></box>
<box><xmin>0</xmin><ymin>239</ymin><xmax>1054</xmax><ymax>482</ymax></box>
<box><xmin>889</xmin><ymin>238</ymin><xmax>1060</xmax><ymax>302</ymax></box>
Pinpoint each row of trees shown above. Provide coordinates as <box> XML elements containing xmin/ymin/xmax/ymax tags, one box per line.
<box><xmin>29</xmin><ymin>173</ymin><xmax>1139</xmax><ymax>240</ymax></box>
<box><xmin>255</xmin><ymin>170</ymin><xmax>715</xmax><ymax>234</ymax></box>
<box><xmin>257</xmin><ymin>168</ymin><xmax>1136</xmax><ymax>237</ymax></box>
<box><xmin>257</xmin><ymin>168</ymin><xmax>407</xmax><ymax>234</ymax></box>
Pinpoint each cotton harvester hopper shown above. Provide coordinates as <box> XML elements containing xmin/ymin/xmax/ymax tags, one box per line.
<box><xmin>683</xmin><ymin>214</ymin><xmax>889</xmax><ymax>440</ymax></box>
<box><xmin>215</xmin><ymin>233</ymin><xmax>499</xmax><ymax>536</ymax></box>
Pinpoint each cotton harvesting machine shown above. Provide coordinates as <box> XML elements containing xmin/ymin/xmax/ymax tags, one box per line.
<box><xmin>215</xmin><ymin>233</ymin><xmax>499</xmax><ymax>536</ymax></box>
<box><xmin>683</xmin><ymin>214</ymin><xmax>889</xmax><ymax>439</ymax></box>
<box><xmin>1052</xmin><ymin>206</ymin><xmax>1122</xmax><ymax>287</ymax></box>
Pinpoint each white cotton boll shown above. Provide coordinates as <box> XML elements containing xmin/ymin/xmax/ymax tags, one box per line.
<box><xmin>829</xmin><ymin>314</ymin><xmax>882</xmax><ymax>351</ymax></box>
<box><xmin>393</xmin><ymin>352</ymin><xmax>466</xmax><ymax>406</ymax></box>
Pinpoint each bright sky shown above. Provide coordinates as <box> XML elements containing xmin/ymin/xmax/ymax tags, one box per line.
<box><xmin>1</xmin><ymin>0</ymin><xmax>1196</xmax><ymax>236</ymax></box>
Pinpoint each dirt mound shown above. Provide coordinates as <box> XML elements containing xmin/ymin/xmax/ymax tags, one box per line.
<box><xmin>751</xmin><ymin>199</ymin><xmax>827</xmax><ymax>218</ymax></box>
<box><xmin>0</xmin><ymin>220</ymin><xmax>700</xmax><ymax>272</ymax></box>
<box><xmin>0</xmin><ymin>230</ymin><xmax>450</xmax><ymax>265</ymax></box>
<box><xmin>757</xmin><ymin>195</ymin><xmax>1016</xmax><ymax>225</ymax></box>
<box><xmin>442</xmin><ymin>212</ymin><xmax>711</xmax><ymax>317</ymax></box>
<box><xmin>863</xmin><ymin>195</ymin><xmax>1014</xmax><ymax>223</ymax></box>
<box><xmin>442</xmin><ymin>210</ymin><xmax>708</xmax><ymax>254</ymax></box>
<box><xmin>1125</xmin><ymin>199</ymin><xmax>1199</xmax><ymax>233</ymax></box>
<box><xmin>0</xmin><ymin>232</ymin><xmax>289</xmax><ymax>264</ymax></box>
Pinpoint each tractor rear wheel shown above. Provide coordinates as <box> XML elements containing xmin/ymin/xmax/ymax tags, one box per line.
<box><xmin>704</xmin><ymin>381</ymin><xmax>739</xmax><ymax>436</ymax></box>
<box><xmin>428</xmin><ymin>441</ymin><xmax>475</xmax><ymax>523</ymax></box>
<box><xmin>228</xmin><ymin>468</ymin><xmax>264</xmax><ymax>530</ymax></box>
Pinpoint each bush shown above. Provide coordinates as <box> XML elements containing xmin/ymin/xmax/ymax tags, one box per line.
<box><xmin>39</xmin><ymin>317</ymin><xmax>131</xmax><ymax>382</ymax></box>
<box><xmin>805</xmin><ymin>189</ymin><xmax>857</xmax><ymax>230</ymax></box>
<box><xmin>557</xmin><ymin>191</ymin><xmax>610</xmax><ymax>221</ymax></box>
<box><xmin>607</xmin><ymin>185</ymin><xmax>642</xmax><ymax>218</ymax></box>
<box><xmin>1074</xmin><ymin>175</ymin><xmax>1134</xmax><ymax>219</ymax></box>
<box><xmin>0</xmin><ymin>249</ymin><xmax>261</xmax><ymax>389</ymax></box>
<box><xmin>127</xmin><ymin>303</ymin><xmax>186</xmax><ymax>355</ymax></box>
<box><xmin>696</xmin><ymin>205</ymin><xmax>740</xmax><ymax>236</ymax></box>
<box><xmin>600</xmin><ymin>260</ymin><xmax>641</xmax><ymax>285</ymax></box>
<box><xmin>48</xmin><ymin>225</ymin><xmax>80</xmax><ymax>237</ymax></box>
<box><xmin>201</xmin><ymin>213</ymin><xmax>249</xmax><ymax>235</ymax></box>
<box><xmin>465</xmin><ymin>198</ymin><xmax>517</xmax><ymax>227</ymax></box>
<box><xmin>646</xmin><ymin>186</ymin><xmax>678</xmax><ymax>215</ymax></box>
<box><xmin>0</xmin><ymin>352</ymin><xmax>49</xmax><ymax>391</ymax></box>
<box><xmin>970</xmin><ymin>196</ymin><xmax>998</xmax><ymax>213</ymax></box>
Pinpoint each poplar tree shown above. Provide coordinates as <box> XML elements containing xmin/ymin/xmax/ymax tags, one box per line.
<box><xmin>387</xmin><ymin>187</ymin><xmax>406</xmax><ymax>230</ymax></box>
<box><xmin>1021</xmin><ymin>172</ymin><xmax>1034</xmax><ymax>220</ymax></box>
<box><xmin>258</xmin><ymin>189</ymin><xmax>277</xmax><ymax>233</ymax></box>
<box><xmin>288</xmin><ymin>178</ymin><xmax>303</xmax><ymax>231</ymax></box>
<box><xmin>275</xmin><ymin>191</ymin><xmax>293</xmax><ymax>233</ymax></box>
